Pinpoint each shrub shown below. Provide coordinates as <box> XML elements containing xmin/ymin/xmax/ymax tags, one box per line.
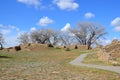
<box><xmin>64</xmin><ymin>46</ymin><xmax>66</xmax><ymax>48</ymax></box>
<box><xmin>66</xmin><ymin>47</ymin><xmax>70</xmax><ymax>51</ymax></box>
<box><xmin>14</xmin><ymin>46</ymin><xmax>21</xmax><ymax>51</ymax></box>
<box><xmin>47</xmin><ymin>44</ymin><xmax>53</xmax><ymax>47</ymax></box>
<box><xmin>75</xmin><ymin>45</ymin><xmax>78</xmax><ymax>49</ymax></box>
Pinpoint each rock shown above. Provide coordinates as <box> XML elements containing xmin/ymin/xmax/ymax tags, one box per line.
<box><xmin>51</xmin><ymin>71</ymin><xmax>60</xmax><ymax>74</ymax></box>
<box><xmin>111</xmin><ymin>39</ymin><xmax>120</xmax><ymax>44</ymax></box>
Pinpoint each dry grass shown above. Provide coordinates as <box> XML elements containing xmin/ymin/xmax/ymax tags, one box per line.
<box><xmin>0</xmin><ymin>48</ymin><xmax>119</xmax><ymax>80</ymax></box>
<box><xmin>83</xmin><ymin>53</ymin><xmax>113</xmax><ymax>66</ymax></box>
<box><xmin>83</xmin><ymin>48</ymin><xmax>120</xmax><ymax>66</ymax></box>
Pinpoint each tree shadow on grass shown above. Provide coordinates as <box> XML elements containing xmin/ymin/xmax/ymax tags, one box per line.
<box><xmin>0</xmin><ymin>56</ymin><xmax>12</xmax><ymax>59</ymax></box>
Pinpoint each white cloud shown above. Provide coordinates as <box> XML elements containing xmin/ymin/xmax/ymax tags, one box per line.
<box><xmin>53</xmin><ymin>0</ymin><xmax>79</xmax><ymax>10</ymax></box>
<box><xmin>0</xmin><ymin>24</ymin><xmax>22</xmax><ymax>47</ymax></box>
<box><xmin>17</xmin><ymin>0</ymin><xmax>40</xmax><ymax>8</ymax></box>
<box><xmin>103</xmin><ymin>39</ymin><xmax>111</xmax><ymax>45</ymax></box>
<box><xmin>114</xmin><ymin>26</ymin><xmax>120</xmax><ymax>32</ymax></box>
<box><xmin>30</xmin><ymin>27</ymin><xmax>37</xmax><ymax>32</ymax></box>
<box><xmin>111</xmin><ymin>17</ymin><xmax>120</xmax><ymax>26</ymax></box>
<box><xmin>113</xmin><ymin>37</ymin><xmax>118</xmax><ymax>40</ymax></box>
<box><xmin>8</xmin><ymin>25</ymin><xmax>20</xmax><ymax>32</ymax></box>
<box><xmin>85</xmin><ymin>12</ymin><xmax>95</xmax><ymax>19</ymax></box>
<box><xmin>37</xmin><ymin>16</ymin><xmax>54</xmax><ymax>26</ymax></box>
<box><xmin>0</xmin><ymin>24</ymin><xmax>10</xmax><ymax>35</ymax></box>
<box><xmin>97</xmin><ymin>39</ymin><xmax>111</xmax><ymax>46</ymax></box>
<box><xmin>0</xmin><ymin>24</ymin><xmax>20</xmax><ymax>34</ymax></box>
<box><xmin>1</xmin><ymin>29</ymin><xmax>11</xmax><ymax>35</ymax></box>
<box><xmin>61</xmin><ymin>23</ymin><xmax>71</xmax><ymax>32</ymax></box>
<box><xmin>111</xmin><ymin>17</ymin><xmax>120</xmax><ymax>32</ymax></box>
<box><xmin>4</xmin><ymin>36</ymin><xmax>19</xmax><ymax>48</ymax></box>
<box><xmin>0</xmin><ymin>24</ymin><xmax>4</xmax><ymax>28</ymax></box>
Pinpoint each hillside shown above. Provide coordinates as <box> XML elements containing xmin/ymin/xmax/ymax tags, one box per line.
<box><xmin>0</xmin><ymin>45</ymin><xmax>119</xmax><ymax>80</ymax></box>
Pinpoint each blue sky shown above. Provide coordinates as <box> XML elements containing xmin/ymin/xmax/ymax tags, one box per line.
<box><xmin>0</xmin><ymin>0</ymin><xmax>120</xmax><ymax>47</ymax></box>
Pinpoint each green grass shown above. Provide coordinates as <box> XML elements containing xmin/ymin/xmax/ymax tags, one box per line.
<box><xmin>0</xmin><ymin>48</ymin><xmax>119</xmax><ymax>80</ymax></box>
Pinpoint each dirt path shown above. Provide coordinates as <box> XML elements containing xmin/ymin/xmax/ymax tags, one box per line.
<box><xmin>69</xmin><ymin>53</ymin><xmax>120</xmax><ymax>73</ymax></box>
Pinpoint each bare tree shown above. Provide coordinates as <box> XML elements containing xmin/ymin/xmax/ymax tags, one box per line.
<box><xmin>30</xmin><ymin>29</ymin><xmax>55</xmax><ymax>44</ymax></box>
<box><xmin>30</xmin><ymin>30</ymin><xmax>40</xmax><ymax>43</ymax></box>
<box><xmin>30</xmin><ymin>29</ymin><xmax>47</xmax><ymax>44</ymax></box>
<box><xmin>49</xmin><ymin>30</ymin><xmax>60</xmax><ymax>45</ymax></box>
<box><xmin>59</xmin><ymin>32</ymin><xmax>75</xmax><ymax>46</ymax></box>
<box><xmin>0</xmin><ymin>33</ymin><xmax>4</xmax><ymax>49</ymax></box>
<box><xmin>18</xmin><ymin>32</ymin><xmax>30</xmax><ymax>44</ymax></box>
<box><xmin>70</xmin><ymin>22</ymin><xmax>107</xmax><ymax>49</ymax></box>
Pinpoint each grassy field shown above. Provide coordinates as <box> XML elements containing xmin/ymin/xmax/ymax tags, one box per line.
<box><xmin>0</xmin><ymin>47</ymin><xmax>119</xmax><ymax>80</ymax></box>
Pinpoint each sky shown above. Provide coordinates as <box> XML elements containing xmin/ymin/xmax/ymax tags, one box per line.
<box><xmin>0</xmin><ymin>0</ymin><xmax>120</xmax><ymax>47</ymax></box>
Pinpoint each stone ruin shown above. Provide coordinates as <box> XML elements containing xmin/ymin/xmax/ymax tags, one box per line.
<box><xmin>97</xmin><ymin>39</ymin><xmax>120</xmax><ymax>65</ymax></box>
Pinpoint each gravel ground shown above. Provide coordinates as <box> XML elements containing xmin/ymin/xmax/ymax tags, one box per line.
<box><xmin>0</xmin><ymin>61</ymin><xmax>88</xmax><ymax>80</ymax></box>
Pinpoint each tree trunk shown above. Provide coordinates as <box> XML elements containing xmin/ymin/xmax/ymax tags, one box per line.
<box><xmin>87</xmin><ymin>45</ymin><xmax>91</xmax><ymax>50</ymax></box>
<box><xmin>0</xmin><ymin>43</ymin><xmax>3</xmax><ymax>50</ymax></box>
<box><xmin>87</xmin><ymin>42</ymin><xmax>91</xmax><ymax>50</ymax></box>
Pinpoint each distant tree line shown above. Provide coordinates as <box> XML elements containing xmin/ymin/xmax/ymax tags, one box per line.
<box><xmin>0</xmin><ymin>22</ymin><xmax>107</xmax><ymax>50</ymax></box>
<box><xmin>18</xmin><ymin>22</ymin><xmax>107</xmax><ymax>50</ymax></box>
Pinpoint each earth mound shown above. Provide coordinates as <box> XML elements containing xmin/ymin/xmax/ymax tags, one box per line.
<box><xmin>105</xmin><ymin>39</ymin><xmax>120</xmax><ymax>58</ymax></box>
<box><xmin>1</xmin><ymin>43</ymin><xmax>53</xmax><ymax>52</ymax></box>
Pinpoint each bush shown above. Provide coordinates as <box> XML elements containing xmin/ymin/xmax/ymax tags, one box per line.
<box><xmin>47</xmin><ymin>44</ymin><xmax>53</xmax><ymax>47</ymax></box>
<box><xmin>75</xmin><ymin>45</ymin><xmax>78</xmax><ymax>49</ymax></box>
<box><xmin>66</xmin><ymin>47</ymin><xmax>70</xmax><ymax>51</ymax></box>
<box><xmin>64</xmin><ymin>46</ymin><xmax>66</xmax><ymax>48</ymax></box>
<box><xmin>14</xmin><ymin>46</ymin><xmax>21</xmax><ymax>51</ymax></box>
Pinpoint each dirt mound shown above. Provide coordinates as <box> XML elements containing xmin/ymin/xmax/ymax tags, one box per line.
<box><xmin>19</xmin><ymin>43</ymin><xmax>52</xmax><ymax>51</ymax></box>
<box><xmin>1</xmin><ymin>43</ymin><xmax>52</xmax><ymax>52</ymax></box>
<box><xmin>69</xmin><ymin>45</ymin><xmax>88</xmax><ymax>50</ymax></box>
<box><xmin>105</xmin><ymin>39</ymin><xmax>120</xmax><ymax>58</ymax></box>
<box><xmin>2</xmin><ymin>46</ymin><xmax>21</xmax><ymax>52</ymax></box>
<box><xmin>26</xmin><ymin>43</ymin><xmax>49</xmax><ymax>51</ymax></box>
